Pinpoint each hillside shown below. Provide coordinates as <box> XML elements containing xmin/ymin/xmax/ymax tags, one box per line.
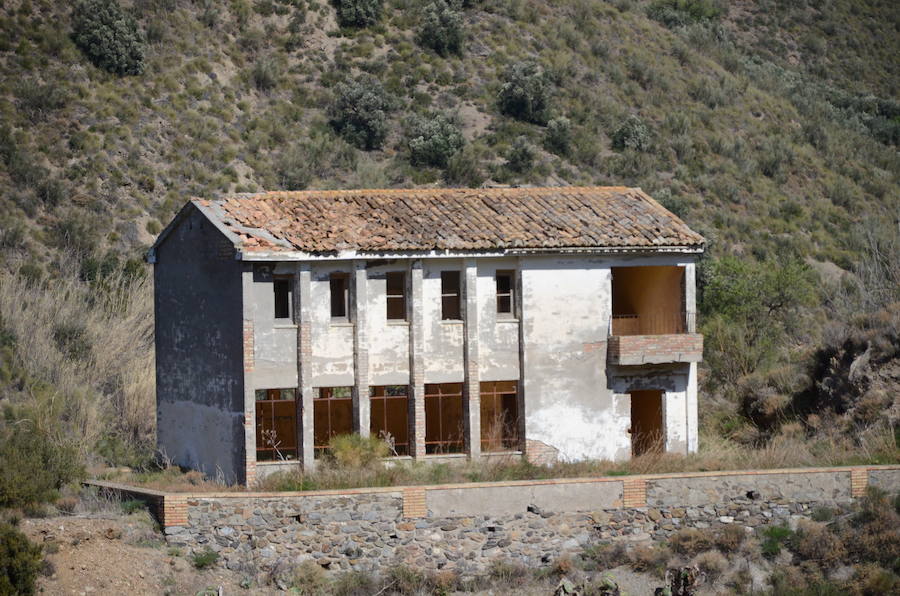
<box><xmin>0</xmin><ymin>1</ymin><xmax>897</xmax><ymax>467</ymax></box>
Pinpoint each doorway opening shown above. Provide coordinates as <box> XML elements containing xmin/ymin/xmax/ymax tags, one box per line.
<box><xmin>630</xmin><ymin>390</ymin><xmax>664</xmax><ymax>456</ymax></box>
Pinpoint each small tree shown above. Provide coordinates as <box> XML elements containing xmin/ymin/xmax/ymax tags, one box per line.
<box><xmin>611</xmin><ymin>115</ymin><xmax>651</xmax><ymax>152</ymax></box>
<box><xmin>406</xmin><ymin>113</ymin><xmax>465</xmax><ymax>168</ymax></box>
<box><xmin>497</xmin><ymin>61</ymin><xmax>552</xmax><ymax>125</ymax></box>
<box><xmin>0</xmin><ymin>523</ymin><xmax>42</xmax><ymax>596</ymax></box>
<box><xmin>328</xmin><ymin>76</ymin><xmax>395</xmax><ymax>150</ymax></box>
<box><xmin>505</xmin><ymin>136</ymin><xmax>535</xmax><ymax>173</ymax></box>
<box><xmin>72</xmin><ymin>0</ymin><xmax>145</xmax><ymax>76</ymax></box>
<box><xmin>544</xmin><ymin>116</ymin><xmax>572</xmax><ymax>155</ymax></box>
<box><xmin>334</xmin><ymin>0</ymin><xmax>382</xmax><ymax>28</ymax></box>
<box><xmin>417</xmin><ymin>1</ymin><xmax>464</xmax><ymax>57</ymax></box>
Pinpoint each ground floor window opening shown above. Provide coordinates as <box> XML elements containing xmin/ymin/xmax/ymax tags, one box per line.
<box><xmin>424</xmin><ymin>383</ymin><xmax>464</xmax><ymax>454</ymax></box>
<box><xmin>370</xmin><ymin>385</ymin><xmax>409</xmax><ymax>456</ymax></box>
<box><xmin>313</xmin><ymin>386</ymin><xmax>353</xmax><ymax>458</ymax></box>
<box><xmin>480</xmin><ymin>381</ymin><xmax>519</xmax><ymax>452</ymax></box>
<box><xmin>255</xmin><ymin>388</ymin><xmax>297</xmax><ymax>461</ymax></box>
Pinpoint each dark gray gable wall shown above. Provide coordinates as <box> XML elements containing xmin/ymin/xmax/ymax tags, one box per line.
<box><xmin>154</xmin><ymin>204</ymin><xmax>247</xmax><ymax>483</ymax></box>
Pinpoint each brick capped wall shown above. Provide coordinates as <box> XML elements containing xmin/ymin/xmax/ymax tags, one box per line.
<box><xmin>608</xmin><ymin>333</ymin><xmax>703</xmax><ymax>365</ymax></box>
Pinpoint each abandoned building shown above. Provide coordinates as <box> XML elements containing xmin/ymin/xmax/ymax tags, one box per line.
<box><xmin>149</xmin><ymin>187</ymin><xmax>705</xmax><ymax>485</ymax></box>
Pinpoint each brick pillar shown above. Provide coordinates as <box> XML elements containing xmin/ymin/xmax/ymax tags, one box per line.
<box><xmin>241</xmin><ymin>267</ymin><xmax>257</xmax><ymax>487</ymax></box>
<box><xmin>623</xmin><ymin>478</ymin><xmax>647</xmax><ymax>508</ymax></box>
<box><xmin>463</xmin><ymin>259</ymin><xmax>481</xmax><ymax>459</ymax></box>
<box><xmin>850</xmin><ymin>468</ymin><xmax>868</xmax><ymax>498</ymax></box>
<box><xmin>295</xmin><ymin>263</ymin><xmax>315</xmax><ymax>469</ymax></box>
<box><xmin>352</xmin><ymin>261</ymin><xmax>370</xmax><ymax>436</ymax></box>
<box><xmin>161</xmin><ymin>495</ymin><xmax>188</xmax><ymax>527</ymax></box>
<box><xmin>408</xmin><ymin>260</ymin><xmax>426</xmax><ymax>458</ymax></box>
<box><xmin>402</xmin><ymin>487</ymin><xmax>427</xmax><ymax>518</ymax></box>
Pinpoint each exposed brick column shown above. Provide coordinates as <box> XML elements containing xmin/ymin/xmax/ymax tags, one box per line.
<box><xmin>241</xmin><ymin>267</ymin><xmax>257</xmax><ymax>487</ymax></box>
<box><xmin>402</xmin><ymin>487</ymin><xmax>427</xmax><ymax>518</ymax></box>
<box><xmin>463</xmin><ymin>259</ymin><xmax>481</xmax><ymax>460</ymax></box>
<box><xmin>408</xmin><ymin>260</ymin><xmax>426</xmax><ymax>458</ymax></box>
<box><xmin>161</xmin><ymin>494</ymin><xmax>188</xmax><ymax>527</ymax></box>
<box><xmin>623</xmin><ymin>478</ymin><xmax>647</xmax><ymax>507</ymax></box>
<box><xmin>851</xmin><ymin>468</ymin><xmax>868</xmax><ymax>498</ymax></box>
<box><xmin>352</xmin><ymin>260</ymin><xmax>370</xmax><ymax>436</ymax></box>
<box><xmin>295</xmin><ymin>263</ymin><xmax>315</xmax><ymax>469</ymax></box>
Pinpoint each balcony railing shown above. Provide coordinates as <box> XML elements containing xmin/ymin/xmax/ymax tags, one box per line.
<box><xmin>610</xmin><ymin>312</ymin><xmax>696</xmax><ymax>336</ymax></box>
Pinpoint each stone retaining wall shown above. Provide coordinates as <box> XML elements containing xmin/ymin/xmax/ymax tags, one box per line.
<box><xmin>87</xmin><ymin>465</ymin><xmax>899</xmax><ymax>576</ymax></box>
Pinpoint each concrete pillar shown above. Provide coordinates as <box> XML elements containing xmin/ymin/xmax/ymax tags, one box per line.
<box><xmin>241</xmin><ymin>265</ymin><xmax>257</xmax><ymax>486</ymax></box>
<box><xmin>294</xmin><ymin>263</ymin><xmax>315</xmax><ymax>469</ymax></box>
<box><xmin>463</xmin><ymin>259</ymin><xmax>481</xmax><ymax>459</ymax></box>
<box><xmin>684</xmin><ymin>262</ymin><xmax>697</xmax><ymax>331</ymax></box>
<box><xmin>515</xmin><ymin>258</ymin><xmax>527</xmax><ymax>453</ymax></box>
<box><xmin>408</xmin><ymin>260</ymin><xmax>426</xmax><ymax>458</ymax></box>
<box><xmin>352</xmin><ymin>260</ymin><xmax>370</xmax><ymax>437</ymax></box>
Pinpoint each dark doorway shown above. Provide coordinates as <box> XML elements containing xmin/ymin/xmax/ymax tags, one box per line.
<box><xmin>630</xmin><ymin>390</ymin><xmax>664</xmax><ymax>456</ymax></box>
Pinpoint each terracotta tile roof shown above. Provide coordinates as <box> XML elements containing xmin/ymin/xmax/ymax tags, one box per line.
<box><xmin>196</xmin><ymin>187</ymin><xmax>704</xmax><ymax>254</ymax></box>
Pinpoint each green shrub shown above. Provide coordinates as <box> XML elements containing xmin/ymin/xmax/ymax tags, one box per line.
<box><xmin>505</xmin><ymin>136</ymin><xmax>535</xmax><ymax>173</ymax></box>
<box><xmin>406</xmin><ymin>113</ymin><xmax>465</xmax><ymax>168</ymax></box>
<box><xmin>497</xmin><ymin>61</ymin><xmax>552</xmax><ymax>125</ymax></box>
<box><xmin>0</xmin><ymin>422</ymin><xmax>83</xmax><ymax>509</ymax></box>
<box><xmin>0</xmin><ymin>523</ymin><xmax>42</xmax><ymax>596</ymax></box>
<box><xmin>328</xmin><ymin>75</ymin><xmax>395</xmax><ymax>150</ymax></box>
<box><xmin>120</xmin><ymin>499</ymin><xmax>146</xmax><ymax>514</ymax></box>
<box><xmin>291</xmin><ymin>560</ymin><xmax>329</xmax><ymax>594</ymax></box>
<box><xmin>611</xmin><ymin>115</ymin><xmax>651</xmax><ymax>152</ymax></box>
<box><xmin>647</xmin><ymin>0</ymin><xmax>726</xmax><ymax>28</ymax></box>
<box><xmin>544</xmin><ymin>116</ymin><xmax>572</xmax><ymax>155</ymax></box>
<box><xmin>760</xmin><ymin>524</ymin><xmax>793</xmax><ymax>558</ymax></box>
<box><xmin>334</xmin><ymin>0</ymin><xmax>382</xmax><ymax>28</ymax></box>
<box><xmin>444</xmin><ymin>145</ymin><xmax>484</xmax><ymax>187</ymax></box>
<box><xmin>15</xmin><ymin>80</ymin><xmax>69</xmax><ymax>122</ymax></box>
<box><xmin>669</xmin><ymin>527</ymin><xmax>714</xmax><ymax>556</ymax></box>
<box><xmin>251</xmin><ymin>57</ymin><xmax>278</xmax><ymax>91</ymax></box>
<box><xmin>191</xmin><ymin>547</ymin><xmax>219</xmax><ymax>569</ymax></box>
<box><xmin>327</xmin><ymin>434</ymin><xmax>390</xmax><ymax>468</ymax></box>
<box><xmin>417</xmin><ymin>1</ymin><xmax>464</xmax><ymax>57</ymax></box>
<box><xmin>71</xmin><ymin>0</ymin><xmax>145</xmax><ymax>76</ymax></box>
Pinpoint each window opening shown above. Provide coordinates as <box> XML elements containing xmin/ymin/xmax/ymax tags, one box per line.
<box><xmin>480</xmin><ymin>381</ymin><xmax>519</xmax><ymax>452</ymax></box>
<box><xmin>274</xmin><ymin>277</ymin><xmax>292</xmax><ymax>319</ymax></box>
<box><xmin>313</xmin><ymin>386</ymin><xmax>353</xmax><ymax>457</ymax></box>
<box><xmin>440</xmin><ymin>271</ymin><xmax>461</xmax><ymax>320</ymax></box>
<box><xmin>495</xmin><ymin>271</ymin><xmax>515</xmax><ymax>317</ymax></box>
<box><xmin>370</xmin><ymin>385</ymin><xmax>409</xmax><ymax>455</ymax></box>
<box><xmin>255</xmin><ymin>388</ymin><xmax>297</xmax><ymax>461</ymax></box>
<box><xmin>386</xmin><ymin>272</ymin><xmax>406</xmax><ymax>320</ymax></box>
<box><xmin>330</xmin><ymin>273</ymin><xmax>350</xmax><ymax>319</ymax></box>
<box><xmin>424</xmin><ymin>383</ymin><xmax>464</xmax><ymax>454</ymax></box>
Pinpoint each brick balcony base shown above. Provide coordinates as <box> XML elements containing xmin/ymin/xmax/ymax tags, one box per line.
<box><xmin>608</xmin><ymin>333</ymin><xmax>703</xmax><ymax>366</ymax></box>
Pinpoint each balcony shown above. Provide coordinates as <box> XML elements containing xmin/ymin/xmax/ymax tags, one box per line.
<box><xmin>607</xmin><ymin>312</ymin><xmax>703</xmax><ymax>366</ymax></box>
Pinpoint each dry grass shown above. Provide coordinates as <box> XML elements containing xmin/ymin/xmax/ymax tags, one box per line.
<box><xmin>0</xmin><ymin>265</ymin><xmax>154</xmax><ymax>457</ymax></box>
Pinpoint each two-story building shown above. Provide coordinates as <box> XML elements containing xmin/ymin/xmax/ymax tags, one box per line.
<box><xmin>150</xmin><ymin>187</ymin><xmax>705</xmax><ymax>485</ymax></box>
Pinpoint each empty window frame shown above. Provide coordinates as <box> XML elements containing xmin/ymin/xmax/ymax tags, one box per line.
<box><xmin>440</xmin><ymin>271</ymin><xmax>461</xmax><ymax>320</ymax></box>
<box><xmin>370</xmin><ymin>385</ymin><xmax>409</xmax><ymax>456</ymax></box>
<box><xmin>424</xmin><ymin>383</ymin><xmax>464</xmax><ymax>454</ymax></box>
<box><xmin>386</xmin><ymin>272</ymin><xmax>407</xmax><ymax>321</ymax></box>
<box><xmin>480</xmin><ymin>381</ymin><xmax>519</xmax><ymax>452</ymax></box>
<box><xmin>329</xmin><ymin>273</ymin><xmax>350</xmax><ymax>319</ymax></box>
<box><xmin>495</xmin><ymin>270</ymin><xmax>515</xmax><ymax>317</ymax></box>
<box><xmin>313</xmin><ymin>387</ymin><xmax>353</xmax><ymax>457</ymax></box>
<box><xmin>255</xmin><ymin>389</ymin><xmax>298</xmax><ymax>461</ymax></box>
<box><xmin>274</xmin><ymin>277</ymin><xmax>292</xmax><ymax>319</ymax></box>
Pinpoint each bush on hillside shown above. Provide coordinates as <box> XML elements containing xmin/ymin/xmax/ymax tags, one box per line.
<box><xmin>0</xmin><ymin>523</ymin><xmax>42</xmax><ymax>596</ymax></box>
<box><xmin>71</xmin><ymin>0</ymin><xmax>145</xmax><ymax>76</ymax></box>
<box><xmin>443</xmin><ymin>145</ymin><xmax>484</xmax><ymax>187</ymax></box>
<box><xmin>611</xmin><ymin>115</ymin><xmax>652</xmax><ymax>152</ymax></box>
<box><xmin>544</xmin><ymin>116</ymin><xmax>572</xmax><ymax>155</ymax></box>
<box><xmin>417</xmin><ymin>1</ymin><xmax>464</xmax><ymax>57</ymax></box>
<box><xmin>497</xmin><ymin>61</ymin><xmax>552</xmax><ymax>125</ymax></box>
<box><xmin>327</xmin><ymin>434</ymin><xmax>390</xmax><ymax>469</ymax></box>
<box><xmin>328</xmin><ymin>76</ymin><xmax>395</xmax><ymax>150</ymax></box>
<box><xmin>334</xmin><ymin>0</ymin><xmax>382</xmax><ymax>28</ymax></box>
<box><xmin>406</xmin><ymin>113</ymin><xmax>465</xmax><ymax>168</ymax></box>
<box><xmin>504</xmin><ymin>136</ymin><xmax>535</xmax><ymax>173</ymax></box>
<box><xmin>0</xmin><ymin>421</ymin><xmax>83</xmax><ymax>509</ymax></box>
<box><xmin>647</xmin><ymin>0</ymin><xmax>727</xmax><ymax>28</ymax></box>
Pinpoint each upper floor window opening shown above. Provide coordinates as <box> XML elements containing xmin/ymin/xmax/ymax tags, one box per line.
<box><xmin>440</xmin><ymin>270</ymin><xmax>461</xmax><ymax>320</ymax></box>
<box><xmin>495</xmin><ymin>270</ymin><xmax>515</xmax><ymax>317</ymax></box>
<box><xmin>273</xmin><ymin>277</ymin><xmax>292</xmax><ymax>320</ymax></box>
<box><xmin>330</xmin><ymin>272</ymin><xmax>350</xmax><ymax>320</ymax></box>
<box><xmin>386</xmin><ymin>271</ymin><xmax>407</xmax><ymax>320</ymax></box>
